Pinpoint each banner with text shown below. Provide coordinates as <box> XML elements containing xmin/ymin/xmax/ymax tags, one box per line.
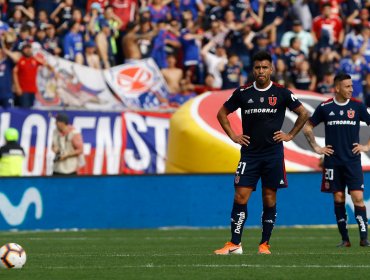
<box><xmin>0</xmin><ymin>109</ymin><xmax>171</xmax><ymax>176</ymax></box>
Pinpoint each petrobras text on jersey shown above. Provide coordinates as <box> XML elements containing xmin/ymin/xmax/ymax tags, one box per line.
<box><xmin>0</xmin><ymin>109</ymin><xmax>171</xmax><ymax>176</ymax></box>
<box><xmin>244</xmin><ymin>108</ymin><xmax>278</xmax><ymax>114</ymax></box>
<box><xmin>327</xmin><ymin>120</ymin><xmax>356</xmax><ymax>126</ymax></box>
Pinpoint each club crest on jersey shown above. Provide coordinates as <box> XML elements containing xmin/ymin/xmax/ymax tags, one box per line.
<box><xmin>340</xmin><ymin>110</ymin><xmax>344</xmax><ymax>116</ymax></box>
<box><xmin>260</xmin><ymin>97</ymin><xmax>264</xmax><ymax>103</ymax></box>
<box><xmin>268</xmin><ymin>97</ymin><xmax>277</xmax><ymax>106</ymax></box>
<box><xmin>235</xmin><ymin>175</ymin><xmax>240</xmax><ymax>184</ymax></box>
<box><xmin>347</xmin><ymin>109</ymin><xmax>355</xmax><ymax>119</ymax></box>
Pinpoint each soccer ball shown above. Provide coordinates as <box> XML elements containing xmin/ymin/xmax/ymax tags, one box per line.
<box><xmin>0</xmin><ymin>243</ymin><xmax>27</xmax><ymax>269</ymax></box>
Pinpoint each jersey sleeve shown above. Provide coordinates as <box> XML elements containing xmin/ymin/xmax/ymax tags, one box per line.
<box><xmin>309</xmin><ymin>105</ymin><xmax>324</xmax><ymax>127</ymax></box>
<box><xmin>359</xmin><ymin>103</ymin><xmax>370</xmax><ymax>125</ymax></box>
<box><xmin>285</xmin><ymin>89</ymin><xmax>302</xmax><ymax>111</ymax></box>
<box><xmin>223</xmin><ymin>88</ymin><xmax>241</xmax><ymax>113</ymax></box>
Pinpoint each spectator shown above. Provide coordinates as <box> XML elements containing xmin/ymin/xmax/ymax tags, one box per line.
<box><xmin>291</xmin><ymin>0</ymin><xmax>313</xmax><ymax>31</ymax></box>
<box><xmin>180</xmin><ymin>0</ymin><xmax>205</xmax><ymax>21</ymax></box>
<box><xmin>0</xmin><ymin>35</ymin><xmax>19</xmax><ymax>108</ymax></box>
<box><xmin>63</xmin><ymin>20</ymin><xmax>84</xmax><ymax>63</ymax></box>
<box><xmin>191</xmin><ymin>73</ymin><xmax>220</xmax><ymax>94</ymax></box>
<box><xmin>272</xmin><ymin>57</ymin><xmax>293</xmax><ymax>88</ymax></box>
<box><xmin>110</xmin><ymin>0</ymin><xmax>138</xmax><ymax>32</ymax></box>
<box><xmin>148</xmin><ymin>0</ymin><xmax>171</xmax><ymax>24</ymax></box>
<box><xmin>283</xmin><ymin>36</ymin><xmax>306</xmax><ymax>74</ymax></box>
<box><xmin>168</xmin><ymin>78</ymin><xmax>197</xmax><ymax>107</ymax></box>
<box><xmin>13</xmin><ymin>42</ymin><xmax>53</xmax><ymax>108</ymax></box>
<box><xmin>95</xmin><ymin>20</ymin><xmax>115</xmax><ymax>68</ymax></box>
<box><xmin>342</xmin><ymin>23</ymin><xmax>363</xmax><ymax>58</ymax></box>
<box><xmin>224</xmin><ymin>24</ymin><xmax>256</xmax><ymax>71</ymax></box>
<box><xmin>220</xmin><ymin>52</ymin><xmax>244</xmax><ymax>90</ymax></box>
<box><xmin>52</xmin><ymin>113</ymin><xmax>85</xmax><ymax>176</ymax></box>
<box><xmin>338</xmin><ymin>48</ymin><xmax>368</xmax><ymax>100</ymax></box>
<box><xmin>151</xmin><ymin>20</ymin><xmax>180</xmax><ymax>69</ymax></box>
<box><xmin>316</xmin><ymin>70</ymin><xmax>335</xmax><ymax>94</ymax></box>
<box><xmin>83</xmin><ymin>40</ymin><xmax>101</xmax><ymax>69</ymax></box>
<box><xmin>50</xmin><ymin>0</ymin><xmax>74</xmax><ymax>30</ymax></box>
<box><xmin>44</xmin><ymin>23</ymin><xmax>62</xmax><ymax>56</ymax></box>
<box><xmin>0</xmin><ymin>127</ymin><xmax>25</xmax><ymax>177</ymax></box>
<box><xmin>201</xmin><ymin>39</ymin><xmax>227</xmax><ymax>89</ymax></box>
<box><xmin>180</xmin><ymin>16</ymin><xmax>203</xmax><ymax>83</ymax></box>
<box><xmin>86</xmin><ymin>0</ymin><xmax>108</xmax><ymax>14</ymax></box>
<box><xmin>280</xmin><ymin>19</ymin><xmax>314</xmax><ymax>57</ymax></box>
<box><xmin>136</xmin><ymin>18</ymin><xmax>154</xmax><ymax>59</ymax></box>
<box><xmin>14</xmin><ymin>24</ymin><xmax>33</xmax><ymax>52</ymax></box>
<box><xmin>161</xmin><ymin>54</ymin><xmax>183</xmax><ymax>94</ymax></box>
<box><xmin>291</xmin><ymin>59</ymin><xmax>317</xmax><ymax>91</ymax></box>
<box><xmin>312</xmin><ymin>3</ymin><xmax>344</xmax><ymax>49</ymax></box>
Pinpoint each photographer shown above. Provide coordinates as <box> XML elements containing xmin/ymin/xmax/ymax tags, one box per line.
<box><xmin>52</xmin><ymin>113</ymin><xmax>85</xmax><ymax>176</ymax></box>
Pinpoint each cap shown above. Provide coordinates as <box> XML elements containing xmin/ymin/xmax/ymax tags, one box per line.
<box><xmin>20</xmin><ymin>41</ymin><xmax>32</xmax><ymax>49</ymax></box>
<box><xmin>4</xmin><ymin>128</ymin><xmax>19</xmax><ymax>142</ymax></box>
<box><xmin>90</xmin><ymin>2</ymin><xmax>101</xmax><ymax>12</ymax></box>
<box><xmin>293</xmin><ymin>19</ymin><xmax>302</xmax><ymax>26</ymax></box>
<box><xmin>100</xmin><ymin>20</ymin><xmax>110</xmax><ymax>28</ymax></box>
<box><xmin>257</xmin><ymin>32</ymin><xmax>268</xmax><ymax>39</ymax></box>
<box><xmin>85</xmin><ymin>40</ymin><xmax>96</xmax><ymax>48</ymax></box>
<box><xmin>55</xmin><ymin>113</ymin><xmax>69</xmax><ymax>124</ymax></box>
<box><xmin>139</xmin><ymin>6</ymin><xmax>150</xmax><ymax>14</ymax></box>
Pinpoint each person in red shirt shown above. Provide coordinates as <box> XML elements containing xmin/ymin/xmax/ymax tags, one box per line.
<box><xmin>312</xmin><ymin>3</ymin><xmax>344</xmax><ymax>48</ymax></box>
<box><xmin>13</xmin><ymin>42</ymin><xmax>53</xmax><ymax>108</ymax></box>
<box><xmin>110</xmin><ymin>0</ymin><xmax>138</xmax><ymax>31</ymax></box>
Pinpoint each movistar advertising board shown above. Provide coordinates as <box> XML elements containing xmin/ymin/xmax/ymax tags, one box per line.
<box><xmin>0</xmin><ymin>173</ymin><xmax>369</xmax><ymax>230</ymax></box>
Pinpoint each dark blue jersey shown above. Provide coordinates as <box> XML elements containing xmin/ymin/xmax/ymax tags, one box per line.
<box><xmin>224</xmin><ymin>81</ymin><xmax>302</xmax><ymax>157</ymax></box>
<box><xmin>309</xmin><ymin>98</ymin><xmax>370</xmax><ymax>164</ymax></box>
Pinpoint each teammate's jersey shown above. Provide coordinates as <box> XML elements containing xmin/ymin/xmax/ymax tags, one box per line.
<box><xmin>309</xmin><ymin>97</ymin><xmax>370</xmax><ymax>164</ymax></box>
<box><xmin>224</xmin><ymin>81</ymin><xmax>302</xmax><ymax>157</ymax></box>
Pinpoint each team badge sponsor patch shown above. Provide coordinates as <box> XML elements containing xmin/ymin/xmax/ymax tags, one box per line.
<box><xmin>268</xmin><ymin>96</ymin><xmax>277</xmax><ymax>106</ymax></box>
<box><xmin>340</xmin><ymin>110</ymin><xmax>344</xmax><ymax>116</ymax></box>
<box><xmin>324</xmin><ymin>181</ymin><xmax>330</xmax><ymax>190</ymax></box>
<box><xmin>235</xmin><ymin>175</ymin><xmax>240</xmax><ymax>184</ymax></box>
<box><xmin>260</xmin><ymin>97</ymin><xmax>264</xmax><ymax>103</ymax></box>
<box><xmin>347</xmin><ymin>109</ymin><xmax>355</xmax><ymax>119</ymax></box>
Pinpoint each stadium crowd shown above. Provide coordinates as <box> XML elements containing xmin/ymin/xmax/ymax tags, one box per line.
<box><xmin>1</xmin><ymin>0</ymin><xmax>370</xmax><ymax>108</ymax></box>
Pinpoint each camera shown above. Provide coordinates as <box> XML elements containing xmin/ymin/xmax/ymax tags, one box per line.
<box><xmin>54</xmin><ymin>152</ymin><xmax>61</xmax><ymax>162</ymax></box>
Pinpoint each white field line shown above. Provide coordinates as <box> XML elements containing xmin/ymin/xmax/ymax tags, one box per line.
<box><xmin>0</xmin><ymin>236</ymin><xmax>344</xmax><ymax>241</ymax></box>
<box><xmin>36</xmin><ymin>264</ymin><xmax>370</xmax><ymax>269</ymax></box>
<box><xmin>33</xmin><ymin>252</ymin><xmax>370</xmax><ymax>257</ymax></box>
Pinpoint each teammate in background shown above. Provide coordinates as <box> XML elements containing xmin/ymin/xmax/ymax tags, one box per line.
<box><xmin>303</xmin><ymin>73</ymin><xmax>370</xmax><ymax>247</ymax></box>
<box><xmin>215</xmin><ymin>51</ymin><xmax>309</xmax><ymax>255</ymax></box>
<box><xmin>52</xmin><ymin>113</ymin><xmax>85</xmax><ymax>176</ymax></box>
<box><xmin>0</xmin><ymin>128</ymin><xmax>25</xmax><ymax>176</ymax></box>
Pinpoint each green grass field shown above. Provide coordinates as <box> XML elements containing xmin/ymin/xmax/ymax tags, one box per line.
<box><xmin>0</xmin><ymin>227</ymin><xmax>369</xmax><ymax>280</ymax></box>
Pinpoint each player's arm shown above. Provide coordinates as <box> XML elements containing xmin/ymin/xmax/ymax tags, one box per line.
<box><xmin>217</xmin><ymin>105</ymin><xmax>250</xmax><ymax>146</ymax></box>
<box><xmin>303</xmin><ymin>121</ymin><xmax>334</xmax><ymax>156</ymax></box>
<box><xmin>273</xmin><ymin>104</ymin><xmax>309</xmax><ymax>142</ymax></box>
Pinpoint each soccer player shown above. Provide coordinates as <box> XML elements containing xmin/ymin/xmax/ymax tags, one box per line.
<box><xmin>214</xmin><ymin>51</ymin><xmax>309</xmax><ymax>255</ymax></box>
<box><xmin>303</xmin><ymin>73</ymin><xmax>370</xmax><ymax>247</ymax></box>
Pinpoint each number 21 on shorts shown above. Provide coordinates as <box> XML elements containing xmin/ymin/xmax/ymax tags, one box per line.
<box><xmin>236</xmin><ymin>162</ymin><xmax>246</xmax><ymax>175</ymax></box>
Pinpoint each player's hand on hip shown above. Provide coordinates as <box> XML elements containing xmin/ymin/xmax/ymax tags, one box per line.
<box><xmin>314</xmin><ymin>145</ymin><xmax>334</xmax><ymax>156</ymax></box>
<box><xmin>273</xmin><ymin>131</ymin><xmax>293</xmax><ymax>142</ymax></box>
<box><xmin>352</xmin><ymin>143</ymin><xmax>369</xmax><ymax>155</ymax></box>
<box><xmin>233</xmin><ymin>134</ymin><xmax>250</xmax><ymax>146</ymax></box>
